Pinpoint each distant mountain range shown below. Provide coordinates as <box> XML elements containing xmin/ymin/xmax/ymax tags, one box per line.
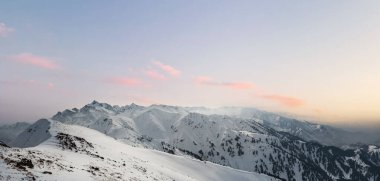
<box><xmin>1</xmin><ymin>101</ymin><xmax>379</xmax><ymax>180</ymax></box>
<box><xmin>0</xmin><ymin>122</ymin><xmax>31</xmax><ymax>144</ymax></box>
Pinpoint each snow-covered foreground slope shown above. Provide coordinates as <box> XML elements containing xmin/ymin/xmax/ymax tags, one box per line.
<box><xmin>0</xmin><ymin>119</ymin><xmax>278</xmax><ymax>181</ymax></box>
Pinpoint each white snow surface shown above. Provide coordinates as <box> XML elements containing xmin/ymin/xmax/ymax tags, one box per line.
<box><xmin>0</xmin><ymin>119</ymin><xmax>278</xmax><ymax>181</ymax></box>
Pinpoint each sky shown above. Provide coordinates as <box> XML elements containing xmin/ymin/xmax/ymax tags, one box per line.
<box><xmin>1</xmin><ymin>1</ymin><xmax>380</xmax><ymax>126</ymax></box>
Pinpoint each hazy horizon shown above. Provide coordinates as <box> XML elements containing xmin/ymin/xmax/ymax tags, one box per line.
<box><xmin>1</xmin><ymin>1</ymin><xmax>380</xmax><ymax>126</ymax></box>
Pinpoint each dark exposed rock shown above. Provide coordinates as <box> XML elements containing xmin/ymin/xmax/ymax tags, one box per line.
<box><xmin>56</xmin><ymin>133</ymin><xmax>94</xmax><ymax>151</ymax></box>
<box><xmin>55</xmin><ymin>133</ymin><xmax>104</xmax><ymax>160</ymax></box>
<box><xmin>0</xmin><ymin>141</ymin><xmax>10</xmax><ymax>148</ymax></box>
<box><xmin>42</xmin><ymin>171</ymin><xmax>52</xmax><ymax>174</ymax></box>
<box><xmin>4</xmin><ymin>158</ymin><xmax>34</xmax><ymax>171</ymax></box>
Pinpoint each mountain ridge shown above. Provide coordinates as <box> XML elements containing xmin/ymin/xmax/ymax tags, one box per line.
<box><xmin>1</xmin><ymin>101</ymin><xmax>380</xmax><ymax>180</ymax></box>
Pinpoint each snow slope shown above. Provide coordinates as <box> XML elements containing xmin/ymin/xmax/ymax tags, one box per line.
<box><xmin>0</xmin><ymin>119</ymin><xmax>278</xmax><ymax>181</ymax></box>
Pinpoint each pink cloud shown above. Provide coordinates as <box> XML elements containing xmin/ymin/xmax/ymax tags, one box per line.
<box><xmin>153</xmin><ymin>61</ymin><xmax>181</xmax><ymax>77</ymax></box>
<box><xmin>0</xmin><ymin>23</ymin><xmax>13</xmax><ymax>37</ymax></box>
<box><xmin>259</xmin><ymin>94</ymin><xmax>305</xmax><ymax>108</ymax></box>
<box><xmin>48</xmin><ymin>83</ymin><xmax>55</xmax><ymax>89</ymax></box>
<box><xmin>9</xmin><ymin>53</ymin><xmax>60</xmax><ymax>70</ymax></box>
<box><xmin>194</xmin><ymin>76</ymin><xmax>214</xmax><ymax>84</ymax></box>
<box><xmin>107</xmin><ymin>77</ymin><xmax>145</xmax><ymax>87</ymax></box>
<box><xmin>194</xmin><ymin>76</ymin><xmax>254</xmax><ymax>90</ymax></box>
<box><xmin>144</xmin><ymin>69</ymin><xmax>166</xmax><ymax>80</ymax></box>
<box><xmin>221</xmin><ymin>82</ymin><xmax>255</xmax><ymax>90</ymax></box>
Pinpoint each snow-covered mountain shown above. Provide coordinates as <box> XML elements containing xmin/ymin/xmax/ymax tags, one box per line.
<box><xmin>0</xmin><ymin>122</ymin><xmax>31</xmax><ymax>145</ymax></box>
<box><xmin>4</xmin><ymin>105</ymin><xmax>372</xmax><ymax>147</ymax></box>
<box><xmin>51</xmin><ymin>102</ymin><xmax>379</xmax><ymax>147</ymax></box>
<box><xmin>39</xmin><ymin>101</ymin><xmax>380</xmax><ymax>180</ymax></box>
<box><xmin>2</xmin><ymin>101</ymin><xmax>380</xmax><ymax>180</ymax></box>
<box><xmin>1</xmin><ymin>119</ymin><xmax>277</xmax><ymax>181</ymax></box>
<box><xmin>188</xmin><ymin>106</ymin><xmax>379</xmax><ymax>147</ymax></box>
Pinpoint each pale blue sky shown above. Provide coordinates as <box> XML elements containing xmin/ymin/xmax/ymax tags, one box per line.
<box><xmin>1</xmin><ymin>1</ymin><xmax>380</xmax><ymax>124</ymax></box>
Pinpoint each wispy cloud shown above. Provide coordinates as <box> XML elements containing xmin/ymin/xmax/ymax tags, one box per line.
<box><xmin>194</xmin><ymin>76</ymin><xmax>254</xmax><ymax>90</ymax></box>
<box><xmin>258</xmin><ymin>94</ymin><xmax>305</xmax><ymax>108</ymax></box>
<box><xmin>48</xmin><ymin>82</ymin><xmax>55</xmax><ymax>89</ymax></box>
<box><xmin>144</xmin><ymin>69</ymin><xmax>166</xmax><ymax>80</ymax></box>
<box><xmin>0</xmin><ymin>79</ymin><xmax>58</xmax><ymax>91</ymax></box>
<box><xmin>0</xmin><ymin>22</ymin><xmax>14</xmax><ymax>37</ymax></box>
<box><xmin>194</xmin><ymin>76</ymin><xmax>213</xmax><ymax>84</ymax></box>
<box><xmin>153</xmin><ymin>61</ymin><xmax>181</xmax><ymax>77</ymax></box>
<box><xmin>221</xmin><ymin>82</ymin><xmax>255</xmax><ymax>89</ymax></box>
<box><xmin>8</xmin><ymin>53</ymin><xmax>61</xmax><ymax>70</ymax></box>
<box><xmin>106</xmin><ymin>76</ymin><xmax>146</xmax><ymax>87</ymax></box>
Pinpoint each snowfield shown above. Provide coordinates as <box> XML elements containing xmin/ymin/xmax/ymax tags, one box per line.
<box><xmin>0</xmin><ymin>119</ymin><xmax>278</xmax><ymax>181</ymax></box>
